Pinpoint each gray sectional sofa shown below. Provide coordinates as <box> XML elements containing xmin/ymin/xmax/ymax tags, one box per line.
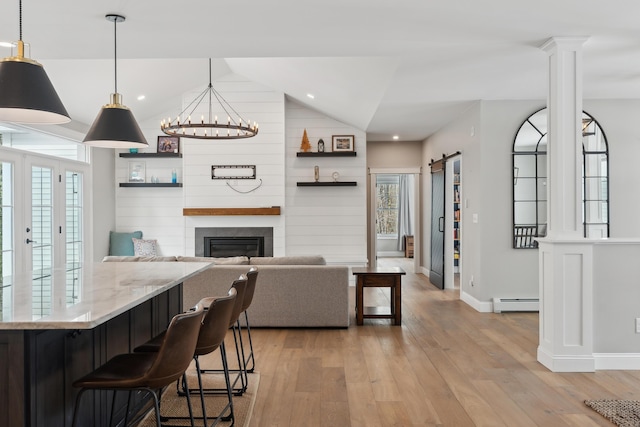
<box><xmin>102</xmin><ymin>255</ymin><xmax>350</xmax><ymax>328</ymax></box>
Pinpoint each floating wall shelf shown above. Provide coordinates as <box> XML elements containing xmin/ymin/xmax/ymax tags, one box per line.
<box><xmin>297</xmin><ymin>181</ymin><xmax>357</xmax><ymax>187</ymax></box>
<box><xmin>119</xmin><ymin>153</ymin><xmax>182</xmax><ymax>158</ymax></box>
<box><xmin>296</xmin><ymin>152</ymin><xmax>356</xmax><ymax>157</ymax></box>
<box><xmin>119</xmin><ymin>183</ymin><xmax>183</xmax><ymax>187</ymax></box>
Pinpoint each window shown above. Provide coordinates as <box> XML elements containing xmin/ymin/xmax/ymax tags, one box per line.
<box><xmin>0</xmin><ymin>123</ymin><xmax>87</xmax><ymax>162</ymax></box>
<box><xmin>376</xmin><ymin>175</ymin><xmax>399</xmax><ymax>237</ymax></box>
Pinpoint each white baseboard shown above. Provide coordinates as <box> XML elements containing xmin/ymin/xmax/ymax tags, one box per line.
<box><xmin>460</xmin><ymin>290</ymin><xmax>493</xmax><ymax>313</ymax></box>
<box><xmin>594</xmin><ymin>353</ymin><xmax>640</xmax><ymax>370</ymax></box>
<box><xmin>537</xmin><ymin>347</ymin><xmax>596</xmax><ymax>372</ymax></box>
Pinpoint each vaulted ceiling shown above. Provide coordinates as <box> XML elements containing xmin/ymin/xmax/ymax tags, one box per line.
<box><xmin>1</xmin><ymin>0</ymin><xmax>639</xmax><ymax>142</ymax></box>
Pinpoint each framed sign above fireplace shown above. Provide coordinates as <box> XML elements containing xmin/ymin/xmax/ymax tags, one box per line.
<box><xmin>211</xmin><ymin>165</ymin><xmax>256</xmax><ymax>179</ymax></box>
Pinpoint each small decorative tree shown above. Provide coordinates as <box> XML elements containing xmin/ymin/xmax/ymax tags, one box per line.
<box><xmin>300</xmin><ymin>129</ymin><xmax>311</xmax><ymax>152</ymax></box>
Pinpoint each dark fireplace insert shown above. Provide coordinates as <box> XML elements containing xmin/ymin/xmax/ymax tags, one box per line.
<box><xmin>204</xmin><ymin>236</ymin><xmax>265</xmax><ymax>258</ymax></box>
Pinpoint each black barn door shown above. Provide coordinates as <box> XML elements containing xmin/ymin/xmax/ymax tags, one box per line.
<box><xmin>430</xmin><ymin>159</ymin><xmax>445</xmax><ymax>289</ymax></box>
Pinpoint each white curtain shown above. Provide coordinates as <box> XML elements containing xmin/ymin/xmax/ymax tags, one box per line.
<box><xmin>397</xmin><ymin>174</ymin><xmax>414</xmax><ymax>250</ymax></box>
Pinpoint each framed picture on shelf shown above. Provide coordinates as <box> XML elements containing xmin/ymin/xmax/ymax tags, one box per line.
<box><xmin>332</xmin><ymin>135</ymin><xmax>355</xmax><ymax>152</ymax></box>
<box><xmin>157</xmin><ymin>136</ymin><xmax>180</xmax><ymax>153</ymax></box>
<box><xmin>128</xmin><ymin>161</ymin><xmax>146</xmax><ymax>183</ymax></box>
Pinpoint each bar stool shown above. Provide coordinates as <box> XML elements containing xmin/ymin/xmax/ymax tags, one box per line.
<box><xmin>136</xmin><ymin>288</ymin><xmax>238</xmax><ymax>426</ymax></box>
<box><xmin>240</xmin><ymin>267</ymin><xmax>258</xmax><ymax>374</ymax></box>
<box><xmin>71</xmin><ymin>304</ymin><xmax>205</xmax><ymax>427</ymax></box>
<box><xmin>200</xmin><ymin>275</ymin><xmax>249</xmax><ymax>396</ymax></box>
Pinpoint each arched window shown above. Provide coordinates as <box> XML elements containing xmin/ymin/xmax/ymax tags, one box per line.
<box><xmin>512</xmin><ymin>108</ymin><xmax>609</xmax><ymax>248</ymax></box>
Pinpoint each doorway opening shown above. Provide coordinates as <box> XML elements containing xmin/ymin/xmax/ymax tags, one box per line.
<box><xmin>369</xmin><ymin>169</ymin><xmax>420</xmax><ymax>273</ymax></box>
<box><xmin>445</xmin><ymin>156</ymin><xmax>461</xmax><ymax>290</ymax></box>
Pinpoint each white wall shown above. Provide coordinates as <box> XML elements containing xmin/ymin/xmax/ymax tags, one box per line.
<box><xmin>422</xmin><ymin>98</ymin><xmax>640</xmax><ymax>311</ymax></box>
<box><xmin>285</xmin><ymin>100</ymin><xmax>367</xmax><ymax>264</ymax></box>
<box><xmin>422</xmin><ymin>101</ymin><xmax>486</xmax><ymax>303</ymax></box>
<box><xmin>91</xmin><ymin>147</ymin><xmax>115</xmax><ymax>260</ymax></box>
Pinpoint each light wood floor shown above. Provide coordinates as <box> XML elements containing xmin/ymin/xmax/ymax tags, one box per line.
<box><xmin>240</xmin><ymin>258</ymin><xmax>639</xmax><ymax>426</ymax></box>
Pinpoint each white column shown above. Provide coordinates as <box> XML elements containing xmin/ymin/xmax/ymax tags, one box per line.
<box><xmin>542</xmin><ymin>36</ymin><xmax>586</xmax><ymax>239</ymax></box>
<box><xmin>537</xmin><ymin>37</ymin><xmax>595</xmax><ymax>372</ymax></box>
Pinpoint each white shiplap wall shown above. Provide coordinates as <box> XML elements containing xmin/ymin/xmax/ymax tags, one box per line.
<box><xmin>115</xmin><ymin>75</ymin><xmax>367</xmax><ymax>263</ymax></box>
<box><xmin>182</xmin><ymin>75</ymin><xmax>286</xmax><ymax>255</ymax></box>
<box><xmin>285</xmin><ymin>101</ymin><xmax>368</xmax><ymax>265</ymax></box>
<box><xmin>115</xmin><ymin>73</ymin><xmax>285</xmax><ymax>256</ymax></box>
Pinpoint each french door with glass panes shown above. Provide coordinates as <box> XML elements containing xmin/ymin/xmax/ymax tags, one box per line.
<box><xmin>0</xmin><ymin>148</ymin><xmax>89</xmax><ymax>279</ymax></box>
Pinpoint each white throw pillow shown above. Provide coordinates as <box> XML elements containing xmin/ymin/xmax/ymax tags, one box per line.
<box><xmin>132</xmin><ymin>238</ymin><xmax>158</xmax><ymax>256</ymax></box>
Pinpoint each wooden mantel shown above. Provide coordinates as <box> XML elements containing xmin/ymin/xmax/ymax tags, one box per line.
<box><xmin>183</xmin><ymin>207</ymin><xmax>281</xmax><ymax>216</ymax></box>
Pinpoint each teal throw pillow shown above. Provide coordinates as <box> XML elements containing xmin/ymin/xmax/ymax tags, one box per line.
<box><xmin>109</xmin><ymin>231</ymin><xmax>143</xmax><ymax>256</ymax></box>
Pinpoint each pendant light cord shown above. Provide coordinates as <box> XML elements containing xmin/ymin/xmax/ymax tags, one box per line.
<box><xmin>113</xmin><ymin>17</ymin><xmax>118</xmax><ymax>94</ymax></box>
<box><xmin>208</xmin><ymin>58</ymin><xmax>213</xmax><ymax>124</ymax></box>
<box><xmin>19</xmin><ymin>0</ymin><xmax>22</xmax><ymax>40</ymax></box>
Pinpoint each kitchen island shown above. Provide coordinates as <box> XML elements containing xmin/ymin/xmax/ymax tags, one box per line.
<box><xmin>0</xmin><ymin>261</ymin><xmax>212</xmax><ymax>427</ymax></box>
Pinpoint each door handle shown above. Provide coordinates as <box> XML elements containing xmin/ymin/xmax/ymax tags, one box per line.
<box><xmin>26</xmin><ymin>238</ymin><xmax>37</xmax><ymax>244</ymax></box>
<box><xmin>438</xmin><ymin>216</ymin><xmax>444</xmax><ymax>232</ymax></box>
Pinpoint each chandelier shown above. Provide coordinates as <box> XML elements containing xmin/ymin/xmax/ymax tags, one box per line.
<box><xmin>160</xmin><ymin>59</ymin><xmax>258</xmax><ymax>139</ymax></box>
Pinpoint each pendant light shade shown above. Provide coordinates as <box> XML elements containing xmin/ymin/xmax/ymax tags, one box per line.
<box><xmin>83</xmin><ymin>14</ymin><xmax>148</xmax><ymax>148</ymax></box>
<box><xmin>0</xmin><ymin>1</ymin><xmax>70</xmax><ymax>124</ymax></box>
<box><xmin>83</xmin><ymin>94</ymin><xmax>148</xmax><ymax>148</ymax></box>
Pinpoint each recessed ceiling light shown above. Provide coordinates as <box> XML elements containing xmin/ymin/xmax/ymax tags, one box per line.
<box><xmin>137</xmin><ymin>95</ymin><xmax>146</xmax><ymax>101</ymax></box>
<box><xmin>0</xmin><ymin>42</ymin><xmax>14</xmax><ymax>48</ymax></box>
<box><xmin>393</xmin><ymin>135</ymin><xmax>399</xmax><ymax>140</ymax></box>
<box><xmin>306</xmin><ymin>93</ymin><xmax>315</xmax><ymax>99</ymax></box>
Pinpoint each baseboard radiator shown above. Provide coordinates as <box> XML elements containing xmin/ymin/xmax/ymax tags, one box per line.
<box><xmin>492</xmin><ymin>298</ymin><xmax>539</xmax><ymax>313</ymax></box>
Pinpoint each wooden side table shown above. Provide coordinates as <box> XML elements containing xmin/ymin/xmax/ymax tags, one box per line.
<box><xmin>352</xmin><ymin>266</ymin><xmax>406</xmax><ymax>325</ymax></box>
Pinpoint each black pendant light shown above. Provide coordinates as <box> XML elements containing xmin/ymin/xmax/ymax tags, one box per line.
<box><xmin>83</xmin><ymin>14</ymin><xmax>148</xmax><ymax>148</ymax></box>
<box><xmin>0</xmin><ymin>0</ymin><xmax>70</xmax><ymax>124</ymax></box>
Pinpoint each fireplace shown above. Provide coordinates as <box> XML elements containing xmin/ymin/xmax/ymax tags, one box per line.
<box><xmin>205</xmin><ymin>236</ymin><xmax>264</xmax><ymax>257</ymax></box>
<box><xmin>195</xmin><ymin>227</ymin><xmax>273</xmax><ymax>257</ymax></box>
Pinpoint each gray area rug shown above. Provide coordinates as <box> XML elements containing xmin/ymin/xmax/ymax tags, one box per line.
<box><xmin>585</xmin><ymin>400</ymin><xmax>640</xmax><ymax>427</ymax></box>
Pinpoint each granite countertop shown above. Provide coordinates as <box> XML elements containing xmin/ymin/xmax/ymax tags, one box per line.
<box><xmin>0</xmin><ymin>261</ymin><xmax>212</xmax><ymax>330</ymax></box>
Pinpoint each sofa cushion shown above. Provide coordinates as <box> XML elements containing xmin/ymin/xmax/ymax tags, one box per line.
<box><xmin>132</xmin><ymin>238</ymin><xmax>158</xmax><ymax>256</ymax></box>
<box><xmin>109</xmin><ymin>231</ymin><xmax>143</xmax><ymax>256</ymax></box>
<box><xmin>102</xmin><ymin>256</ymin><xmax>177</xmax><ymax>262</ymax></box>
<box><xmin>176</xmin><ymin>256</ymin><xmax>249</xmax><ymax>265</ymax></box>
<box><xmin>249</xmin><ymin>256</ymin><xmax>326</xmax><ymax>265</ymax></box>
